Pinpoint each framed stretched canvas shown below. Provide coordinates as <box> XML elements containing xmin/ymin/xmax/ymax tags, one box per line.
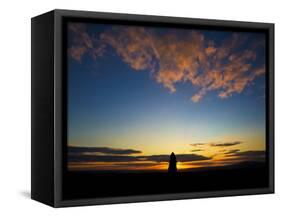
<box><xmin>31</xmin><ymin>9</ymin><xmax>274</xmax><ymax>207</ymax></box>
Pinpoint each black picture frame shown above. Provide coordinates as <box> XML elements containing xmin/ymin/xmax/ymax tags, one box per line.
<box><xmin>31</xmin><ymin>9</ymin><xmax>274</xmax><ymax>207</ymax></box>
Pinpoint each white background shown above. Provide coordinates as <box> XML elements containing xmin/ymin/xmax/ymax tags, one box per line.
<box><xmin>0</xmin><ymin>0</ymin><xmax>279</xmax><ymax>216</ymax></box>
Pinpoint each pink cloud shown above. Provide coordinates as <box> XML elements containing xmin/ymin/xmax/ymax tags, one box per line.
<box><xmin>68</xmin><ymin>24</ymin><xmax>265</xmax><ymax>102</ymax></box>
<box><xmin>68</xmin><ymin>23</ymin><xmax>105</xmax><ymax>62</ymax></box>
<box><xmin>205</xmin><ymin>46</ymin><xmax>216</xmax><ymax>56</ymax></box>
<box><xmin>101</xmin><ymin>27</ymin><xmax>158</xmax><ymax>72</ymax></box>
<box><xmin>68</xmin><ymin>46</ymin><xmax>87</xmax><ymax>62</ymax></box>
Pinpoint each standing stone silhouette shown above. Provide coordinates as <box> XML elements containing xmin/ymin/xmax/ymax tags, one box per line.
<box><xmin>168</xmin><ymin>152</ymin><xmax>177</xmax><ymax>173</ymax></box>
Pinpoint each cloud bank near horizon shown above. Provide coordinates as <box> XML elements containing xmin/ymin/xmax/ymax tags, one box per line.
<box><xmin>189</xmin><ymin>141</ymin><xmax>243</xmax><ymax>147</ymax></box>
<box><xmin>67</xmin><ymin>145</ymin><xmax>266</xmax><ymax>171</ymax></box>
<box><xmin>68</xmin><ymin>146</ymin><xmax>211</xmax><ymax>163</ymax></box>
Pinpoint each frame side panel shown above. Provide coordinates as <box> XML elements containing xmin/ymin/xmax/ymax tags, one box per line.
<box><xmin>268</xmin><ymin>24</ymin><xmax>275</xmax><ymax>192</ymax></box>
<box><xmin>31</xmin><ymin>11</ymin><xmax>55</xmax><ymax>207</ymax></box>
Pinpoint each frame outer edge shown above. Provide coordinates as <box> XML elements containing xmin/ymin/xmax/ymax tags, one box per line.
<box><xmin>50</xmin><ymin>9</ymin><xmax>275</xmax><ymax>207</ymax></box>
<box><xmin>54</xmin><ymin>10</ymin><xmax>63</xmax><ymax>207</ymax></box>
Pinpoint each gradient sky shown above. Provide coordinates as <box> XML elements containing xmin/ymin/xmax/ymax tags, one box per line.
<box><xmin>67</xmin><ymin>21</ymin><xmax>266</xmax><ymax>171</ymax></box>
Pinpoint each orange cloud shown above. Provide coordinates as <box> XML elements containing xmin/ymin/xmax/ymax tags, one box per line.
<box><xmin>101</xmin><ymin>27</ymin><xmax>158</xmax><ymax>72</ymax></box>
<box><xmin>205</xmin><ymin>46</ymin><xmax>216</xmax><ymax>56</ymax></box>
<box><xmin>101</xmin><ymin>28</ymin><xmax>205</xmax><ymax>93</ymax></box>
<box><xmin>68</xmin><ymin>23</ymin><xmax>105</xmax><ymax>62</ymax></box>
<box><xmin>68</xmin><ymin>24</ymin><xmax>265</xmax><ymax>102</ymax></box>
<box><xmin>68</xmin><ymin>46</ymin><xmax>87</xmax><ymax>62</ymax></box>
<box><xmin>191</xmin><ymin>88</ymin><xmax>207</xmax><ymax>103</ymax></box>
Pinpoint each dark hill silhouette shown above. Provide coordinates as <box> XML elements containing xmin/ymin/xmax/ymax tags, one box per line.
<box><xmin>63</xmin><ymin>161</ymin><xmax>268</xmax><ymax>200</ymax></box>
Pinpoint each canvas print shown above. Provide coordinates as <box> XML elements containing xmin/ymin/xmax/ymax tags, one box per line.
<box><xmin>64</xmin><ymin>20</ymin><xmax>268</xmax><ymax>199</ymax></box>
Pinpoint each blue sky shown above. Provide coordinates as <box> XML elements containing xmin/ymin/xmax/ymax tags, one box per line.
<box><xmin>66</xmin><ymin>22</ymin><xmax>266</xmax><ymax>171</ymax></box>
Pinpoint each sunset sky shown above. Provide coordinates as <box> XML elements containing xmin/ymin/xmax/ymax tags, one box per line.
<box><xmin>67</xmin><ymin>21</ymin><xmax>266</xmax><ymax>172</ymax></box>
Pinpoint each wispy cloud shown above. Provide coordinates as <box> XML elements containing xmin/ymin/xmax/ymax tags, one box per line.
<box><xmin>69</xmin><ymin>154</ymin><xmax>139</xmax><ymax>163</ymax></box>
<box><xmin>68</xmin><ymin>146</ymin><xmax>142</xmax><ymax>155</ymax></box>
<box><xmin>226</xmin><ymin>150</ymin><xmax>266</xmax><ymax>159</ymax></box>
<box><xmin>189</xmin><ymin>143</ymin><xmax>208</xmax><ymax>147</ymax></box>
<box><xmin>190</xmin><ymin>149</ymin><xmax>204</xmax><ymax>152</ymax></box>
<box><xmin>68</xmin><ymin>23</ymin><xmax>265</xmax><ymax>102</ymax></box>
<box><xmin>68</xmin><ymin>23</ymin><xmax>105</xmax><ymax>62</ymax></box>
<box><xmin>223</xmin><ymin>149</ymin><xmax>240</xmax><ymax>155</ymax></box>
<box><xmin>189</xmin><ymin>141</ymin><xmax>242</xmax><ymax>147</ymax></box>
<box><xmin>210</xmin><ymin>141</ymin><xmax>243</xmax><ymax>147</ymax></box>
